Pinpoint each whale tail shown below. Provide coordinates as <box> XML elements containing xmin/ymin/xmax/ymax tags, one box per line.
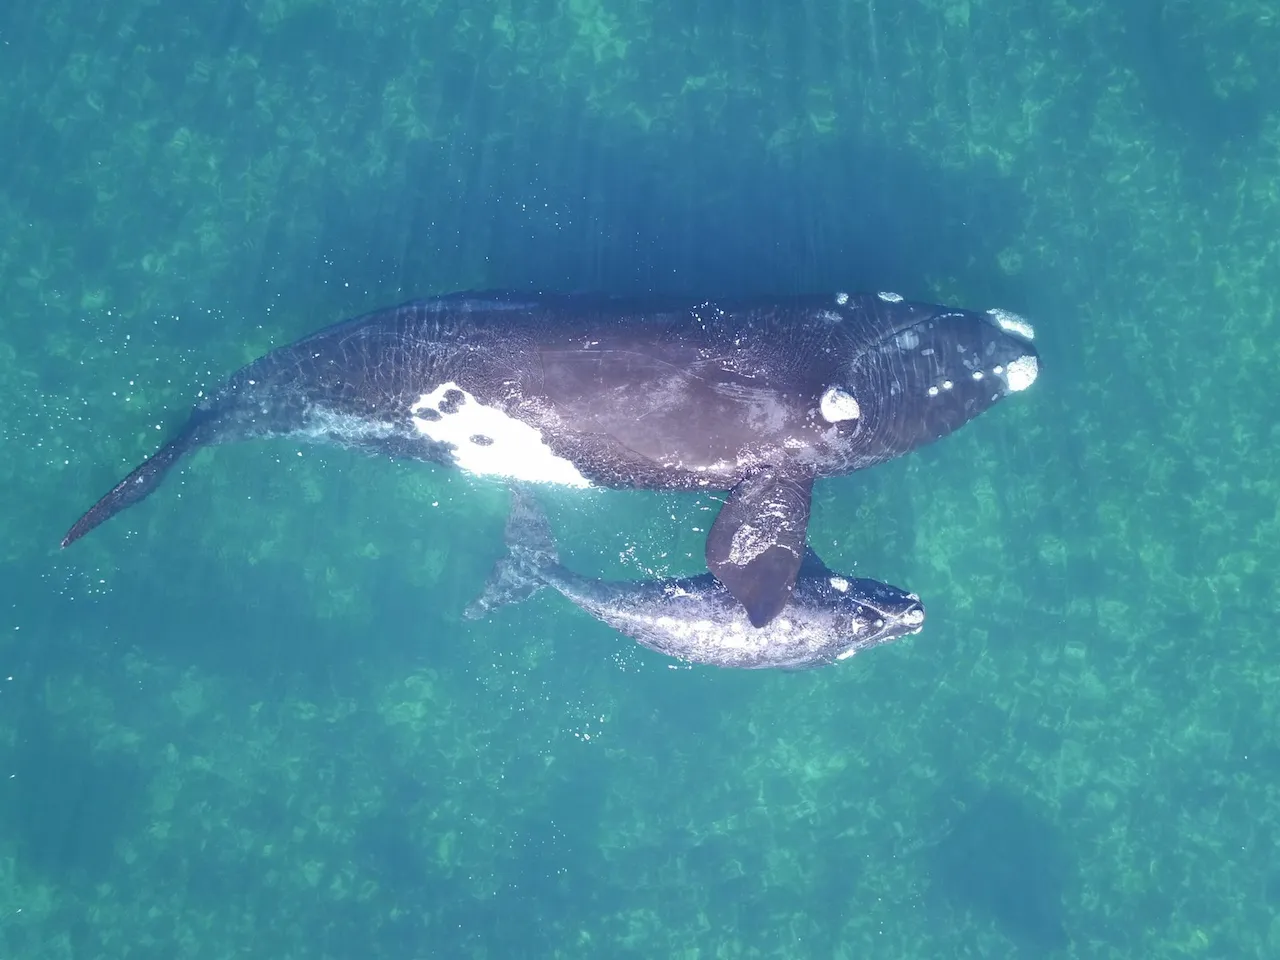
<box><xmin>464</xmin><ymin>486</ymin><xmax>561</xmax><ymax>619</ymax></box>
<box><xmin>61</xmin><ymin>415</ymin><xmax>210</xmax><ymax>548</ymax></box>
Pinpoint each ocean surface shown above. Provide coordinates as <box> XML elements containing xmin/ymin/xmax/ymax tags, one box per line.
<box><xmin>1</xmin><ymin>0</ymin><xmax>1277</xmax><ymax>957</ymax></box>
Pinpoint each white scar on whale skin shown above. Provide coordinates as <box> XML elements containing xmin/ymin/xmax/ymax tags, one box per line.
<box><xmin>410</xmin><ymin>382</ymin><xmax>591</xmax><ymax>487</ymax></box>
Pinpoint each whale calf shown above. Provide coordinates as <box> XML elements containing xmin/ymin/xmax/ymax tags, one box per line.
<box><xmin>62</xmin><ymin>290</ymin><xmax>1039</xmax><ymax>626</ymax></box>
<box><xmin>466</xmin><ymin>487</ymin><xmax>925</xmax><ymax>669</ymax></box>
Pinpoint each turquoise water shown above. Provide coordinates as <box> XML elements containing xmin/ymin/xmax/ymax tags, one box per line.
<box><xmin>2</xmin><ymin>0</ymin><xmax>1277</xmax><ymax>957</ymax></box>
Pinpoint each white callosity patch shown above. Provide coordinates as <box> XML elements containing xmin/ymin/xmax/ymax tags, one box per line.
<box><xmin>986</xmin><ymin>307</ymin><xmax>1036</xmax><ymax>340</ymax></box>
<box><xmin>828</xmin><ymin>576</ymin><xmax>849</xmax><ymax>592</ymax></box>
<box><xmin>410</xmin><ymin>382</ymin><xmax>591</xmax><ymax>487</ymax></box>
<box><xmin>819</xmin><ymin>386</ymin><xmax>861</xmax><ymax>423</ymax></box>
<box><xmin>877</xmin><ymin>291</ymin><xmax>904</xmax><ymax>303</ymax></box>
<box><xmin>927</xmin><ymin>352</ymin><xmax>1038</xmax><ymax>398</ymax></box>
<box><xmin>1003</xmin><ymin>355</ymin><xmax>1039</xmax><ymax>392</ymax></box>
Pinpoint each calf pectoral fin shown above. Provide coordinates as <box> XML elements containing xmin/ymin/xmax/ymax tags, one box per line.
<box><xmin>705</xmin><ymin>467</ymin><xmax>814</xmax><ymax>628</ymax></box>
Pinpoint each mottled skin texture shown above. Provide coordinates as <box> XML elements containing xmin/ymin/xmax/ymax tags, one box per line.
<box><xmin>542</xmin><ymin>564</ymin><xmax>924</xmax><ymax>669</ymax></box>
<box><xmin>62</xmin><ymin>290</ymin><xmax>1038</xmax><ymax>624</ymax></box>
<box><xmin>466</xmin><ymin>487</ymin><xmax>925</xmax><ymax>670</ymax></box>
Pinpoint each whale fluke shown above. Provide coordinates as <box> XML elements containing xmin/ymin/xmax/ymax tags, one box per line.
<box><xmin>61</xmin><ymin>429</ymin><xmax>201</xmax><ymax>548</ymax></box>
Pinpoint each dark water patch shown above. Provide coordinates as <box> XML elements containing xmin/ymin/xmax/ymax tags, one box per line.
<box><xmin>928</xmin><ymin>786</ymin><xmax>1072</xmax><ymax>953</ymax></box>
<box><xmin>319</xmin><ymin>91</ymin><xmax>1030</xmax><ymax>305</ymax></box>
<box><xmin>1117</xmin><ymin>1</ymin><xmax>1263</xmax><ymax>161</ymax></box>
<box><xmin>355</xmin><ymin>805</ymin><xmax>433</xmax><ymax>895</ymax></box>
<box><xmin>2</xmin><ymin>711</ymin><xmax>146</xmax><ymax>884</ymax></box>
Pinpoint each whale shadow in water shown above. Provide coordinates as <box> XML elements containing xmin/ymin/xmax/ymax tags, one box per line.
<box><xmin>317</xmin><ymin>98</ymin><xmax>1031</xmax><ymax>309</ymax></box>
<box><xmin>925</xmin><ymin>785</ymin><xmax>1073</xmax><ymax>954</ymax></box>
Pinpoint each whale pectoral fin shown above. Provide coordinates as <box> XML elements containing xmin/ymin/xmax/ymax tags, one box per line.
<box><xmin>705</xmin><ymin>467</ymin><xmax>814</xmax><ymax>629</ymax></box>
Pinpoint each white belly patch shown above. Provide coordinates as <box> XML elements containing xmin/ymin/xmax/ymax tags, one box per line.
<box><xmin>410</xmin><ymin>382</ymin><xmax>591</xmax><ymax>487</ymax></box>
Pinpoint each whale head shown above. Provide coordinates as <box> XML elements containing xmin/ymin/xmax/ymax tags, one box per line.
<box><xmin>819</xmin><ymin>295</ymin><xmax>1040</xmax><ymax>462</ymax></box>
<box><xmin>820</xmin><ymin>575</ymin><xmax>926</xmax><ymax>662</ymax></box>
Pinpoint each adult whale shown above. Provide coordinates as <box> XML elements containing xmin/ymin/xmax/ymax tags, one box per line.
<box><xmin>61</xmin><ymin>290</ymin><xmax>1040</xmax><ymax>626</ymax></box>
